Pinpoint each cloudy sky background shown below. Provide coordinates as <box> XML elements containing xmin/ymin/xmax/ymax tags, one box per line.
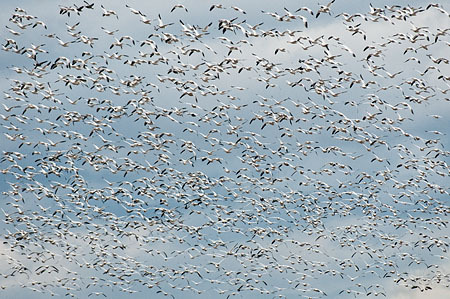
<box><xmin>1</xmin><ymin>0</ymin><xmax>449</xmax><ymax>298</ymax></box>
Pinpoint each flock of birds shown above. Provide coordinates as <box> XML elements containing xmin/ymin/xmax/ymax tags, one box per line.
<box><xmin>0</xmin><ymin>0</ymin><xmax>449</xmax><ymax>298</ymax></box>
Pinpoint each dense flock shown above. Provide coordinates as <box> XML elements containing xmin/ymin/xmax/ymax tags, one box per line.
<box><xmin>1</xmin><ymin>1</ymin><xmax>449</xmax><ymax>298</ymax></box>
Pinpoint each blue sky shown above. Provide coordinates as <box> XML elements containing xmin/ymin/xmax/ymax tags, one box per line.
<box><xmin>1</xmin><ymin>0</ymin><xmax>449</xmax><ymax>298</ymax></box>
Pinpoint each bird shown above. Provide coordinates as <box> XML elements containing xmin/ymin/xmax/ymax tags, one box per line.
<box><xmin>316</xmin><ymin>0</ymin><xmax>335</xmax><ymax>18</ymax></box>
<box><xmin>210</xmin><ymin>4</ymin><xmax>224</xmax><ymax>11</ymax></box>
<box><xmin>100</xmin><ymin>5</ymin><xmax>118</xmax><ymax>19</ymax></box>
<box><xmin>170</xmin><ymin>4</ymin><xmax>188</xmax><ymax>13</ymax></box>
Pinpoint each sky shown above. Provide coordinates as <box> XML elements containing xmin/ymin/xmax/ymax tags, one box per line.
<box><xmin>0</xmin><ymin>0</ymin><xmax>449</xmax><ymax>298</ymax></box>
